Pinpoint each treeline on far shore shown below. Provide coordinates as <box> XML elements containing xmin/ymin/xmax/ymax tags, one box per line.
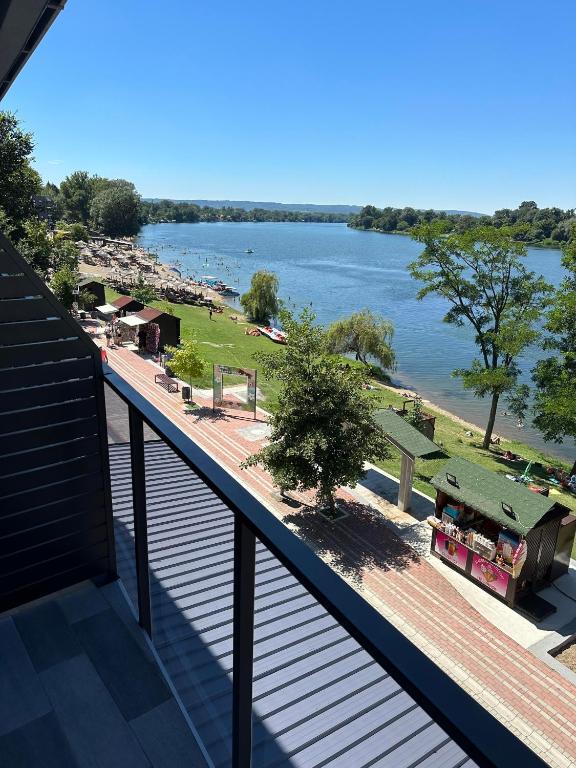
<box><xmin>348</xmin><ymin>201</ymin><xmax>576</xmax><ymax>247</ymax></box>
<box><xmin>141</xmin><ymin>200</ymin><xmax>349</xmax><ymax>224</ymax></box>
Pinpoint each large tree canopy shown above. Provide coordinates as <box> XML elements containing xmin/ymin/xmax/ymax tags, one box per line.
<box><xmin>59</xmin><ymin>171</ymin><xmax>97</xmax><ymax>224</ymax></box>
<box><xmin>89</xmin><ymin>180</ymin><xmax>141</xmax><ymax>237</ymax></box>
<box><xmin>409</xmin><ymin>223</ymin><xmax>551</xmax><ymax>449</ymax></box>
<box><xmin>242</xmin><ymin>308</ymin><xmax>389</xmax><ymax>512</ymax></box>
<box><xmin>0</xmin><ymin>111</ymin><xmax>41</xmax><ymax>233</ymax></box>
<box><xmin>532</xmin><ymin>234</ymin><xmax>576</xmax><ymax>472</ymax></box>
<box><xmin>240</xmin><ymin>270</ymin><xmax>279</xmax><ymax>324</ymax></box>
<box><xmin>326</xmin><ymin>308</ymin><xmax>395</xmax><ymax>373</ymax></box>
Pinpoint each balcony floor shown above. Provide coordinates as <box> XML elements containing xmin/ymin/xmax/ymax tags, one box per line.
<box><xmin>0</xmin><ymin>580</ymin><xmax>208</xmax><ymax>768</ymax></box>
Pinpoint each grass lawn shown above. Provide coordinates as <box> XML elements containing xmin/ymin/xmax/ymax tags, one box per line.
<box><xmin>105</xmin><ymin>287</ymin><xmax>576</xmax><ymax>522</ymax></box>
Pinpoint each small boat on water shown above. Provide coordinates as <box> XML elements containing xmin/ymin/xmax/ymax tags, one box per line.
<box><xmin>219</xmin><ymin>286</ymin><xmax>240</xmax><ymax>297</ymax></box>
<box><xmin>258</xmin><ymin>326</ymin><xmax>287</xmax><ymax>344</ymax></box>
<box><xmin>245</xmin><ymin>248</ymin><xmax>254</xmax><ymax>254</ymax></box>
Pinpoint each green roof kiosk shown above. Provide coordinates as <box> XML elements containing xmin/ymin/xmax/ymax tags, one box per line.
<box><xmin>429</xmin><ymin>457</ymin><xmax>575</xmax><ymax>620</ymax></box>
<box><xmin>374</xmin><ymin>409</ymin><xmax>444</xmax><ymax>513</ymax></box>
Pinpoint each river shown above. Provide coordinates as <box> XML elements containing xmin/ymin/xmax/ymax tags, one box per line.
<box><xmin>137</xmin><ymin>222</ymin><xmax>574</xmax><ymax>461</ymax></box>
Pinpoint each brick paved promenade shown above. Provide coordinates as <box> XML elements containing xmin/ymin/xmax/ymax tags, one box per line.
<box><xmin>102</xmin><ymin>342</ymin><xmax>576</xmax><ymax>767</ymax></box>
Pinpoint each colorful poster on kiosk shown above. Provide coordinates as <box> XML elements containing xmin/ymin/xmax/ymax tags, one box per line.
<box><xmin>471</xmin><ymin>554</ymin><xmax>509</xmax><ymax>597</ymax></box>
<box><xmin>435</xmin><ymin>531</ymin><xmax>467</xmax><ymax>570</ymax></box>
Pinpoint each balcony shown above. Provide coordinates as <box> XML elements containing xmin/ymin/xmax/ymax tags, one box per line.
<box><xmin>0</xmin><ymin>231</ymin><xmax>547</xmax><ymax>767</ymax></box>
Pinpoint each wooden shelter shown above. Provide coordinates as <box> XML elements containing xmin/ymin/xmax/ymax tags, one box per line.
<box><xmin>78</xmin><ymin>277</ymin><xmax>105</xmax><ymax>310</ymax></box>
<box><xmin>111</xmin><ymin>294</ymin><xmax>145</xmax><ymax>315</ymax></box>
<box><xmin>135</xmin><ymin>307</ymin><xmax>181</xmax><ymax>350</ymax></box>
<box><xmin>374</xmin><ymin>408</ymin><xmax>444</xmax><ymax>512</ymax></box>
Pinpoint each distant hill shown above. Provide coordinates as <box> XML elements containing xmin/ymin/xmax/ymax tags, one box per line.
<box><xmin>143</xmin><ymin>198</ymin><xmax>485</xmax><ymax>217</ymax></box>
<box><xmin>441</xmin><ymin>209</ymin><xmax>485</xmax><ymax>217</ymax></box>
<box><xmin>144</xmin><ymin>199</ymin><xmax>362</xmax><ymax>214</ymax></box>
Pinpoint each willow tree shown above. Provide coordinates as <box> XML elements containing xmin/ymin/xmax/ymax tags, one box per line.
<box><xmin>409</xmin><ymin>223</ymin><xmax>551</xmax><ymax>449</ymax></box>
<box><xmin>240</xmin><ymin>270</ymin><xmax>279</xmax><ymax>324</ymax></box>
<box><xmin>326</xmin><ymin>308</ymin><xmax>396</xmax><ymax>373</ymax></box>
<box><xmin>242</xmin><ymin>308</ymin><xmax>389</xmax><ymax>514</ymax></box>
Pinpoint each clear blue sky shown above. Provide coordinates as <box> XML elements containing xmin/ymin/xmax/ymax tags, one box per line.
<box><xmin>3</xmin><ymin>0</ymin><xmax>575</xmax><ymax>212</ymax></box>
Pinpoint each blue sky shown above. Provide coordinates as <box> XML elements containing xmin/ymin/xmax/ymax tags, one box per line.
<box><xmin>3</xmin><ymin>0</ymin><xmax>575</xmax><ymax>212</ymax></box>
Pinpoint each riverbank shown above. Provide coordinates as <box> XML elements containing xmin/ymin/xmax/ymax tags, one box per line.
<box><xmin>103</xmin><ymin>285</ymin><xmax>576</xmax><ymax>518</ymax></box>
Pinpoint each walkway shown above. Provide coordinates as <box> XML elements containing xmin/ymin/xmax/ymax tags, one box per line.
<box><xmin>100</xmin><ymin>341</ymin><xmax>576</xmax><ymax>768</ymax></box>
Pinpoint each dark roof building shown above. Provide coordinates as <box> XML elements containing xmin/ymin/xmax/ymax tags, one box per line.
<box><xmin>135</xmin><ymin>307</ymin><xmax>181</xmax><ymax>349</ymax></box>
<box><xmin>111</xmin><ymin>295</ymin><xmax>145</xmax><ymax>314</ymax></box>
<box><xmin>78</xmin><ymin>277</ymin><xmax>106</xmax><ymax>310</ymax></box>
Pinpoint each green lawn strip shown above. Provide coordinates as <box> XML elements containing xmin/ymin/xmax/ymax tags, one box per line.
<box><xmin>104</xmin><ymin>287</ymin><xmax>576</xmax><ymax>522</ymax></box>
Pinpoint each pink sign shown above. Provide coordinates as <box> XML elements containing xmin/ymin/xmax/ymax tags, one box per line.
<box><xmin>471</xmin><ymin>554</ymin><xmax>509</xmax><ymax>597</ymax></box>
<box><xmin>435</xmin><ymin>531</ymin><xmax>467</xmax><ymax>570</ymax></box>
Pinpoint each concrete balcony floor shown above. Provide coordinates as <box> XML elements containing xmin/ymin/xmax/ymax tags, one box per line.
<box><xmin>0</xmin><ymin>580</ymin><xmax>208</xmax><ymax>768</ymax></box>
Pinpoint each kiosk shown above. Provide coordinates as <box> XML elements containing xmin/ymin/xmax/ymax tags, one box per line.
<box><xmin>429</xmin><ymin>457</ymin><xmax>574</xmax><ymax>619</ymax></box>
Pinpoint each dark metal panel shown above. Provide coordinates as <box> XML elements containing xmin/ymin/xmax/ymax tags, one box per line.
<box><xmin>1</xmin><ymin>509</ymin><xmax>106</xmax><ymax>557</ymax></box>
<box><xmin>0</xmin><ymin>377</ymin><xmax>96</xmax><ymax>413</ymax></box>
<box><xmin>0</xmin><ymin>318</ymin><xmax>77</xmax><ymax>344</ymax></box>
<box><xmin>1</xmin><ymin>471</ymin><xmax>104</xmax><ymax>515</ymax></box>
<box><xmin>0</xmin><ymin>338</ymin><xmax>89</xmax><ymax>367</ymax></box>
<box><xmin>0</xmin><ymin>558</ymin><xmax>110</xmax><ymax>614</ymax></box>
<box><xmin>0</xmin><ymin>275</ymin><xmax>33</xmax><ymax>298</ymax></box>
<box><xmin>1</xmin><ymin>453</ymin><xmax>102</xmax><ymax>495</ymax></box>
<box><xmin>0</xmin><ymin>490</ymin><xmax>105</xmax><ymax>537</ymax></box>
<box><xmin>0</xmin><ymin>543</ymin><xmax>110</xmax><ymax>595</ymax></box>
<box><xmin>0</xmin><ymin>297</ymin><xmax>55</xmax><ymax>322</ymax></box>
<box><xmin>0</xmin><ymin>232</ymin><xmax>115</xmax><ymax>611</ymax></box>
<box><xmin>0</xmin><ymin>523</ymin><xmax>109</xmax><ymax>574</ymax></box>
<box><xmin>0</xmin><ymin>356</ymin><xmax>94</xmax><ymax>390</ymax></box>
<box><xmin>0</xmin><ymin>435</ymin><xmax>100</xmax><ymax>477</ymax></box>
<box><xmin>0</xmin><ymin>398</ymin><xmax>96</xmax><ymax>434</ymax></box>
<box><xmin>129</xmin><ymin>407</ymin><xmax>151</xmax><ymax>636</ymax></box>
<box><xmin>0</xmin><ymin>416</ymin><xmax>98</xmax><ymax>455</ymax></box>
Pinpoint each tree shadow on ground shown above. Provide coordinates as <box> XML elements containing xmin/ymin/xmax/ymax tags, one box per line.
<box><xmin>186</xmin><ymin>406</ymin><xmax>228</xmax><ymax>421</ymax></box>
<box><xmin>283</xmin><ymin>499</ymin><xmax>421</xmax><ymax>587</ymax></box>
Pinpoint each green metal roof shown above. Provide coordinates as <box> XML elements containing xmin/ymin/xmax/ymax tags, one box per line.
<box><xmin>430</xmin><ymin>457</ymin><xmax>558</xmax><ymax>536</ymax></box>
<box><xmin>374</xmin><ymin>408</ymin><xmax>443</xmax><ymax>459</ymax></box>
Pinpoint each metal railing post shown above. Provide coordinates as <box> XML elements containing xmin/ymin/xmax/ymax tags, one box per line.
<box><xmin>128</xmin><ymin>405</ymin><xmax>152</xmax><ymax>636</ymax></box>
<box><xmin>232</xmin><ymin>516</ymin><xmax>256</xmax><ymax>768</ymax></box>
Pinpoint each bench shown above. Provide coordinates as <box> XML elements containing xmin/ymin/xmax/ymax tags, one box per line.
<box><xmin>154</xmin><ymin>373</ymin><xmax>179</xmax><ymax>393</ymax></box>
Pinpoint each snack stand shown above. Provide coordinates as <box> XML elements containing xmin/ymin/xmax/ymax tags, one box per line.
<box><xmin>429</xmin><ymin>458</ymin><xmax>573</xmax><ymax>618</ymax></box>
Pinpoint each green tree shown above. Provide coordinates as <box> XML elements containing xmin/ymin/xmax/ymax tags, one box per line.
<box><xmin>131</xmin><ymin>274</ymin><xmax>157</xmax><ymax>305</ymax></box>
<box><xmin>165</xmin><ymin>337</ymin><xmax>205</xmax><ymax>400</ymax></box>
<box><xmin>242</xmin><ymin>309</ymin><xmax>389</xmax><ymax>513</ymax></box>
<box><xmin>0</xmin><ymin>111</ymin><xmax>41</xmax><ymax>234</ymax></box>
<box><xmin>59</xmin><ymin>171</ymin><xmax>96</xmax><ymax>224</ymax></box>
<box><xmin>50</xmin><ymin>266</ymin><xmax>78</xmax><ymax>309</ymax></box>
<box><xmin>240</xmin><ymin>270</ymin><xmax>279</xmax><ymax>324</ymax></box>
<box><xmin>326</xmin><ymin>309</ymin><xmax>395</xmax><ymax>372</ymax></box>
<box><xmin>405</xmin><ymin>396</ymin><xmax>426</xmax><ymax>434</ymax></box>
<box><xmin>409</xmin><ymin>223</ymin><xmax>551</xmax><ymax>449</ymax></box>
<box><xmin>90</xmin><ymin>181</ymin><xmax>141</xmax><ymax>236</ymax></box>
<box><xmin>532</xmin><ymin>233</ymin><xmax>576</xmax><ymax>474</ymax></box>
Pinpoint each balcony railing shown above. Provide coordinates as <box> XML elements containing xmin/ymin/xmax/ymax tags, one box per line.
<box><xmin>103</xmin><ymin>366</ymin><xmax>546</xmax><ymax>768</ymax></box>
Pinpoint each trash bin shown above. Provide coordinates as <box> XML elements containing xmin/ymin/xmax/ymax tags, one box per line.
<box><xmin>182</xmin><ymin>386</ymin><xmax>191</xmax><ymax>401</ymax></box>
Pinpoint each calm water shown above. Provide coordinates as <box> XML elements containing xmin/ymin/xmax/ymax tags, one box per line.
<box><xmin>137</xmin><ymin>222</ymin><xmax>574</xmax><ymax>461</ymax></box>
